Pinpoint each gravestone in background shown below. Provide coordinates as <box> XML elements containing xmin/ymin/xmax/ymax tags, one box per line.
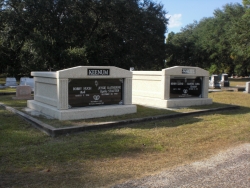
<box><xmin>5</xmin><ymin>77</ymin><xmax>18</xmax><ymax>87</ymax></box>
<box><xmin>20</xmin><ymin>77</ymin><xmax>34</xmax><ymax>91</ymax></box>
<box><xmin>209</xmin><ymin>75</ymin><xmax>220</xmax><ymax>89</ymax></box>
<box><xmin>13</xmin><ymin>85</ymin><xmax>33</xmax><ymax>100</ymax></box>
<box><xmin>245</xmin><ymin>82</ymin><xmax>250</xmax><ymax>93</ymax></box>
<box><xmin>220</xmin><ymin>74</ymin><xmax>230</xmax><ymax>87</ymax></box>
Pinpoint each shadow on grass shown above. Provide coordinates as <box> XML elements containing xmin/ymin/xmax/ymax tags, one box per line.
<box><xmin>1</xmin><ymin>101</ymin><xmax>250</xmax><ymax>188</ymax></box>
<box><xmin>0</xmin><ymin>103</ymin><xmax>202</xmax><ymax>161</ymax></box>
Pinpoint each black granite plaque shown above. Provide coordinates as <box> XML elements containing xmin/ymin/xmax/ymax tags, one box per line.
<box><xmin>68</xmin><ymin>79</ymin><xmax>123</xmax><ymax>107</ymax></box>
<box><xmin>170</xmin><ymin>77</ymin><xmax>202</xmax><ymax>98</ymax></box>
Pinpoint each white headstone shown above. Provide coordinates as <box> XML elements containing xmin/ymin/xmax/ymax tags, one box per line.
<box><xmin>245</xmin><ymin>82</ymin><xmax>250</xmax><ymax>93</ymax></box>
<box><xmin>20</xmin><ymin>77</ymin><xmax>34</xmax><ymax>91</ymax></box>
<box><xmin>209</xmin><ymin>75</ymin><xmax>220</xmax><ymax>89</ymax></box>
<box><xmin>5</xmin><ymin>77</ymin><xmax>18</xmax><ymax>87</ymax></box>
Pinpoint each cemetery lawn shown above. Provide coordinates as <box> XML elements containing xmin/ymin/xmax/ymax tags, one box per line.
<box><xmin>0</xmin><ymin>76</ymin><xmax>17</xmax><ymax>92</ymax></box>
<box><xmin>0</xmin><ymin>87</ymin><xmax>16</xmax><ymax>93</ymax></box>
<box><xmin>0</xmin><ymin>92</ymin><xmax>250</xmax><ymax>188</ymax></box>
<box><xmin>229</xmin><ymin>77</ymin><xmax>250</xmax><ymax>86</ymax></box>
<box><xmin>0</xmin><ymin>76</ymin><xmax>5</xmax><ymax>85</ymax></box>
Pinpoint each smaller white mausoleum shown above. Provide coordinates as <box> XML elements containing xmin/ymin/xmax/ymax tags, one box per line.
<box><xmin>132</xmin><ymin>66</ymin><xmax>212</xmax><ymax>108</ymax></box>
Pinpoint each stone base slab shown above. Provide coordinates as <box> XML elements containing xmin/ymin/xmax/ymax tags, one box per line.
<box><xmin>133</xmin><ymin>96</ymin><xmax>213</xmax><ymax>108</ymax></box>
<box><xmin>27</xmin><ymin>100</ymin><xmax>137</xmax><ymax>120</ymax></box>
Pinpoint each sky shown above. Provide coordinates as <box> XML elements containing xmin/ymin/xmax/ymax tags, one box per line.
<box><xmin>158</xmin><ymin>0</ymin><xmax>243</xmax><ymax>34</ymax></box>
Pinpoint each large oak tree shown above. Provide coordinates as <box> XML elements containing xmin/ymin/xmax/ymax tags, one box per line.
<box><xmin>0</xmin><ymin>0</ymin><xmax>168</xmax><ymax>76</ymax></box>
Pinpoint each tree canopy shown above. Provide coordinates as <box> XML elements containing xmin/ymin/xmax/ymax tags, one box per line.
<box><xmin>166</xmin><ymin>1</ymin><xmax>250</xmax><ymax>76</ymax></box>
<box><xmin>2</xmin><ymin>0</ymin><xmax>250</xmax><ymax>77</ymax></box>
<box><xmin>0</xmin><ymin>0</ymin><xmax>168</xmax><ymax>76</ymax></box>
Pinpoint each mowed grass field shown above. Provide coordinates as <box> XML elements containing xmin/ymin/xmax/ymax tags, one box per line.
<box><xmin>0</xmin><ymin>82</ymin><xmax>250</xmax><ymax>187</ymax></box>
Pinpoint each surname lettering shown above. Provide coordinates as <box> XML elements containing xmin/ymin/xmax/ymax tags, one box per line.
<box><xmin>88</xmin><ymin>69</ymin><xmax>109</xmax><ymax>75</ymax></box>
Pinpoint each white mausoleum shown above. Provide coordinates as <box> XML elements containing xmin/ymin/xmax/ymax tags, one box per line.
<box><xmin>132</xmin><ymin>66</ymin><xmax>212</xmax><ymax>108</ymax></box>
<box><xmin>27</xmin><ymin>66</ymin><xmax>136</xmax><ymax>120</ymax></box>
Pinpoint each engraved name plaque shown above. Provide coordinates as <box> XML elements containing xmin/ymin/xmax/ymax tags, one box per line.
<box><xmin>69</xmin><ymin>79</ymin><xmax>123</xmax><ymax>107</ymax></box>
<box><xmin>170</xmin><ymin>77</ymin><xmax>202</xmax><ymax>98</ymax></box>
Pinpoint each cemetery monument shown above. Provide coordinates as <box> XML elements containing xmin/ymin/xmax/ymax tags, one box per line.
<box><xmin>132</xmin><ymin>66</ymin><xmax>212</xmax><ymax>108</ymax></box>
<box><xmin>27</xmin><ymin>66</ymin><xmax>137</xmax><ymax>120</ymax></box>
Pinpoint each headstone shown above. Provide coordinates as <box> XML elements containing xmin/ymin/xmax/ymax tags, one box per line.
<box><xmin>0</xmin><ymin>84</ymin><xmax>7</xmax><ymax>89</ymax></box>
<box><xmin>12</xmin><ymin>85</ymin><xmax>33</xmax><ymax>100</ymax></box>
<box><xmin>27</xmin><ymin>66</ymin><xmax>137</xmax><ymax>120</ymax></box>
<box><xmin>132</xmin><ymin>66</ymin><xmax>212</xmax><ymax>108</ymax></box>
<box><xmin>245</xmin><ymin>82</ymin><xmax>250</xmax><ymax>93</ymax></box>
<box><xmin>220</xmin><ymin>74</ymin><xmax>230</xmax><ymax>87</ymax></box>
<box><xmin>20</xmin><ymin>77</ymin><xmax>34</xmax><ymax>91</ymax></box>
<box><xmin>209</xmin><ymin>75</ymin><xmax>220</xmax><ymax>89</ymax></box>
<box><xmin>5</xmin><ymin>77</ymin><xmax>18</xmax><ymax>87</ymax></box>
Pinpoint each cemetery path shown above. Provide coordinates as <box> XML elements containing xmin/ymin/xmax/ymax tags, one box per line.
<box><xmin>113</xmin><ymin>143</ymin><xmax>250</xmax><ymax>188</ymax></box>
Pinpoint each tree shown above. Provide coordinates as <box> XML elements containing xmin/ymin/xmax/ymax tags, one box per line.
<box><xmin>229</xmin><ymin>0</ymin><xmax>250</xmax><ymax>75</ymax></box>
<box><xmin>165</xmin><ymin>2</ymin><xmax>249</xmax><ymax>76</ymax></box>
<box><xmin>0</xmin><ymin>0</ymin><xmax>169</xmax><ymax>77</ymax></box>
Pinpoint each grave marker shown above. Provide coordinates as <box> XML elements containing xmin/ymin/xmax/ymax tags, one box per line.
<box><xmin>27</xmin><ymin>66</ymin><xmax>136</xmax><ymax>120</ymax></box>
<box><xmin>245</xmin><ymin>82</ymin><xmax>250</xmax><ymax>93</ymax></box>
<box><xmin>13</xmin><ymin>85</ymin><xmax>33</xmax><ymax>100</ymax></box>
<box><xmin>20</xmin><ymin>77</ymin><xmax>34</xmax><ymax>91</ymax></box>
<box><xmin>5</xmin><ymin>77</ymin><xmax>18</xmax><ymax>87</ymax></box>
<box><xmin>209</xmin><ymin>75</ymin><xmax>220</xmax><ymax>89</ymax></box>
<box><xmin>132</xmin><ymin>66</ymin><xmax>212</xmax><ymax>108</ymax></box>
<box><xmin>220</xmin><ymin>74</ymin><xmax>230</xmax><ymax>87</ymax></box>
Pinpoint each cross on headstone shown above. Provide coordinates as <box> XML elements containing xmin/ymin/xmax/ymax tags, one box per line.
<box><xmin>20</xmin><ymin>77</ymin><xmax>34</xmax><ymax>91</ymax></box>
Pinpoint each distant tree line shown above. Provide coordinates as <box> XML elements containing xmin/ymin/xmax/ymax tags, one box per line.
<box><xmin>0</xmin><ymin>0</ymin><xmax>168</xmax><ymax>77</ymax></box>
<box><xmin>166</xmin><ymin>0</ymin><xmax>250</xmax><ymax>76</ymax></box>
<box><xmin>1</xmin><ymin>0</ymin><xmax>250</xmax><ymax>77</ymax></box>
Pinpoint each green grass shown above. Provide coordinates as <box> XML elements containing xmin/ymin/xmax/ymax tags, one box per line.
<box><xmin>0</xmin><ymin>95</ymin><xmax>231</xmax><ymax>128</ymax></box>
<box><xmin>0</xmin><ymin>92</ymin><xmax>250</xmax><ymax>188</ymax></box>
<box><xmin>0</xmin><ymin>76</ymin><xmax>19</xmax><ymax>92</ymax></box>
<box><xmin>0</xmin><ymin>77</ymin><xmax>5</xmax><ymax>85</ymax></box>
<box><xmin>0</xmin><ymin>88</ymin><xmax>16</xmax><ymax>93</ymax></box>
<box><xmin>33</xmin><ymin>105</ymin><xmax>178</xmax><ymax>128</ymax></box>
<box><xmin>0</xmin><ymin>95</ymin><xmax>27</xmax><ymax>107</ymax></box>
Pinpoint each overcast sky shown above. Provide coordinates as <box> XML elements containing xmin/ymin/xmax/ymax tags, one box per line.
<box><xmin>158</xmin><ymin>0</ymin><xmax>243</xmax><ymax>34</ymax></box>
